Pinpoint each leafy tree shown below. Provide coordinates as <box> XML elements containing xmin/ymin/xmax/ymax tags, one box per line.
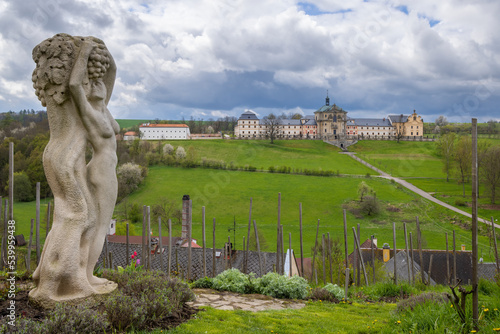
<box><xmin>481</xmin><ymin>145</ymin><xmax>500</xmax><ymax>204</ymax></box>
<box><xmin>357</xmin><ymin>181</ymin><xmax>373</xmax><ymax>202</ymax></box>
<box><xmin>437</xmin><ymin>132</ymin><xmax>456</xmax><ymax>182</ymax></box>
<box><xmin>176</xmin><ymin>146</ymin><xmax>186</xmax><ymax>159</ymax></box>
<box><xmin>454</xmin><ymin>136</ymin><xmax>472</xmax><ymax>197</ymax></box>
<box><xmin>7</xmin><ymin>172</ymin><xmax>34</xmax><ymax>202</ymax></box>
<box><xmin>360</xmin><ymin>196</ymin><xmax>380</xmax><ymax>216</ymax></box>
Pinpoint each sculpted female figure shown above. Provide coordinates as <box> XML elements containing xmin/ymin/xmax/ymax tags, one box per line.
<box><xmin>30</xmin><ymin>34</ymin><xmax>118</xmax><ymax>305</ymax></box>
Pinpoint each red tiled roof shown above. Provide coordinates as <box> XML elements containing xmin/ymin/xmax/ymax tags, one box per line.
<box><xmin>124</xmin><ymin>131</ymin><xmax>137</xmax><ymax>136</ymax></box>
<box><xmin>140</xmin><ymin>123</ymin><xmax>189</xmax><ymax>128</ymax></box>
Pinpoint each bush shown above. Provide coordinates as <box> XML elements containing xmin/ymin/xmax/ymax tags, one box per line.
<box><xmin>255</xmin><ymin>272</ymin><xmax>309</xmax><ymax>299</ymax></box>
<box><xmin>192</xmin><ymin>276</ymin><xmax>214</xmax><ymax>289</ymax></box>
<box><xmin>309</xmin><ymin>287</ymin><xmax>339</xmax><ymax>302</ymax></box>
<box><xmin>323</xmin><ymin>283</ymin><xmax>345</xmax><ymax>300</ymax></box>
<box><xmin>360</xmin><ymin>196</ymin><xmax>380</xmax><ymax>216</ymax></box>
<box><xmin>43</xmin><ymin>303</ymin><xmax>109</xmax><ymax>334</ymax></box>
<box><xmin>117</xmin><ymin>163</ymin><xmax>146</xmax><ymax>201</ymax></box>
<box><xmin>176</xmin><ymin>146</ymin><xmax>186</xmax><ymax>159</ymax></box>
<box><xmin>212</xmin><ymin>269</ymin><xmax>254</xmax><ymax>294</ymax></box>
<box><xmin>454</xmin><ymin>198</ymin><xmax>467</xmax><ymax>206</ymax></box>
<box><xmin>104</xmin><ymin>292</ymin><xmax>144</xmax><ymax>331</ymax></box>
<box><xmin>163</xmin><ymin>143</ymin><xmax>174</xmax><ymax>155</ymax></box>
<box><xmin>396</xmin><ymin>292</ymin><xmax>448</xmax><ymax>313</ymax></box>
<box><xmin>365</xmin><ymin>280</ymin><xmax>416</xmax><ymax>299</ymax></box>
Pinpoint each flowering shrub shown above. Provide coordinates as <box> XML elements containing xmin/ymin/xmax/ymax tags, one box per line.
<box><xmin>255</xmin><ymin>272</ymin><xmax>309</xmax><ymax>299</ymax></box>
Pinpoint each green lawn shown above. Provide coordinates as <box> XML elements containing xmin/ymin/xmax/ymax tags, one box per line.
<box><xmin>164</xmin><ymin>301</ymin><xmax>396</xmax><ymax>334</ymax></box>
<box><xmin>158</xmin><ymin>139</ymin><xmax>375</xmax><ymax>175</ymax></box>
<box><xmin>116</xmin><ymin>119</ymin><xmax>150</xmax><ymax>129</ymax></box>
<box><xmin>350</xmin><ymin>140</ymin><xmax>444</xmax><ymax>178</ymax></box>
<box><xmin>117</xmin><ymin>166</ymin><xmax>494</xmax><ymax>261</ymax></box>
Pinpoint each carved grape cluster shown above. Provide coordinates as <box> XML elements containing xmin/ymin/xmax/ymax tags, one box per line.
<box><xmin>88</xmin><ymin>44</ymin><xmax>111</xmax><ymax>80</ymax></box>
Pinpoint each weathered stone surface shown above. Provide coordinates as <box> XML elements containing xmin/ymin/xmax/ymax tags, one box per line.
<box><xmin>29</xmin><ymin>34</ymin><xmax>119</xmax><ymax>306</ymax></box>
<box><xmin>191</xmin><ymin>289</ymin><xmax>306</xmax><ymax>312</ymax></box>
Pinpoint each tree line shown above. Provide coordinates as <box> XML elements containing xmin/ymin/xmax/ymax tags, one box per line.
<box><xmin>437</xmin><ymin>132</ymin><xmax>500</xmax><ymax>203</ymax></box>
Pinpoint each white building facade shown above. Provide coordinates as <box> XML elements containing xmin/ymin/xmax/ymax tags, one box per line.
<box><xmin>139</xmin><ymin>123</ymin><xmax>191</xmax><ymax>140</ymax></box>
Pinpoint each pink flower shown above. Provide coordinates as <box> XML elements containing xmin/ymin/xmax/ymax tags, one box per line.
<box><xmin>133</xmin><ymin>251</ymin><xmax>137</xmax><ymax>256</ymax></box>
<box><xmin>131</xmin><ymin>254</ymin><xmax>135</xmax><ymax>259</ymax></box>
<box><xmin>136</xmin><ymin>259</ymin><xmax>140</xmax><ymax>265</ymax></box>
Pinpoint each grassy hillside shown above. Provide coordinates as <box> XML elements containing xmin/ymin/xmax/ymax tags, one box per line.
<box><xmin>116</xmin><ymin>119</ymin><xmax>150</xmax><ymax>129</ymax></box>
<box><xmin>159</xmin><ymin>139</ymin><xmax>375</xmax><ymax>175</ymax></box>
<box><xmin>117</xmin><ymin>166</ymin><xmax>495</xmax><ymax>260</ymax></box>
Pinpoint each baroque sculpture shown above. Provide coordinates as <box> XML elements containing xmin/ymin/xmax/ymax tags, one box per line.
<box><xmin>30</xmin><ymin>33</ymin><xmax>119</xmax><ymax>305</ymax></box>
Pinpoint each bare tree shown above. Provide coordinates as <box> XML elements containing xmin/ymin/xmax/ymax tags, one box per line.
<box><xmin>262</xmin><ymin>113</ymin><xmax>282</xmax><ymax>144</ymax></box>
<box><xmin>481</xmin><ymin>145</ymin><xmax>500</xmax><ymax>204</ymax></box>
<box><xmin>437</xmin><ymin>132</ymin><xmax>456</xmax><ymax>182</ymax></box>
<box><xmin>454</xmin><ymin>136</ymin><xmax>472</xmax><ymax>198</ymax></box>
<box><xmin>394</xmin><ymin>123</ymin><xmax>406</xmax><ymax>143</ymax></box>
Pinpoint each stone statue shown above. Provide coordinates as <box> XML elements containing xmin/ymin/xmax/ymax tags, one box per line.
<box><xmin>30</xmin><ymin>34</ymin><xmax>119</xmax><ymax>306</ymax></box>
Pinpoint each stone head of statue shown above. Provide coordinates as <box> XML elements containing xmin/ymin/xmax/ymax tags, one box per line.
<box><xmin>32</xmin><ymin>33</ymin><xmax>112</xmax><ymax>106</ymax></box>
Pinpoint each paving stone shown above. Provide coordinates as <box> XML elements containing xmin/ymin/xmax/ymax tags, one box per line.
<box><xmin>216</xmin><ymin>305</ymin><xmax>234</xmax><ymax>311</ymax></box>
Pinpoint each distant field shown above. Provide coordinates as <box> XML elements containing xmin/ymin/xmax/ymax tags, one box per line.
<box><xmin>350</xmin><ymin>140</ymin><xmax>444</xmax><ymax>178</ymax></box>
<box><xmin>116</xmin><ymin>119</ymin><xmax>150</xmax><ymax>129</ymax></box>
<box><xmin>116</xmin><ymin>166</ymin><xmax>494</xmax><ymax>260</ymax></box>
<box><xmin>159</xmin><ymin>139</ymin><xmax>375</xmax><ymax>175</ymax></box>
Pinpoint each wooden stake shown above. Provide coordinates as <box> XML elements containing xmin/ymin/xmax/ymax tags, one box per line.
<box><xmin>202</xmin><ymin>206</ymin><xmax>206</xmax><ymax>277</ymax></box>
<box><xmin>277</xmin><ymin>193</ymin><xmax>281</xmax><ymax>274</ymax></box>
<box><xmin>428</xmin><ymin>254</ymin><xmax>434</xmax><ymax>284</ymax></box>
<box><xmin>109</xmin><ymin>252</ymin><xmax>113</xmax><ymax>270</ymax></box>
<box><xmin>352</xmin><ymin>227</ymin><xmax>369</xmax><ymax>286</ymax></box>
<box><xmin>410</xmin><ymin>232</ymin><xmax>415</xmax><ymax>284</ymax></box>
<box><xmin>253</xmin><ymin>220</ymin><xmax>263</xmax><ymax>276</ymax></box>
<box><xmin>8</xmin><ymin>142</ymin><xmax>13</xmax><ymax>221</ymax></box>
<box><xmin>289</xmin><ymin>232</ymin><xmax>292</xmax><ymax>277</ymax></box>
<box><xmin>246</xmin><ymin>198</ymin><xmax>252</xmax><ymax>274</ymax></box>
<box><xmin>36</xmin><ymin>182</ymin><xmax>40</xmax><ymax>265</ymax></box>
<box><xmin>471</xmin><ymin>118</ymin><xmax>479</xmax><ymax>325</ymax></box>
<box><xmin>322</xmin><ymin>234</ymin><xmax>326</xmax><ymax>284</ymax></box>
<box><xmin>126</xmin><ymin>223</ymin><xmax>130</xmax><ymax>266</ymax></box>
<box><xmin>343</xmin><ymin>209</ymin><xmax>348</xmax><ymax>270</ymax></box>
<box><xmin>281</xmin><ymin>225</ymin><xmax>285</xmax><ymax>274</ymax></box>
<box><xmin>27</xmin><ymin>219</ymin><xmax>34</xmax><ymax>273</ymax></box>
<box><xmin>345</xmin><ymin>268</ymin><xmax>350</xmax><ymax>300</ymax></box>
<box><xmin>328</xmin><ymin>232</ymin><xmax>333</xmax><ymax>283</ymax></box>
<box><xmin>492</xmin><ymin>217</ymin><xmax>499</xmax><ymax>273</ymax></box>
<box><xmin>212</xmin><ymin>218</ymin><xmax>216</xmax><ymax>277</ymax></box>
<box><xmin>142</xmin><ymin>205</ymin><xmax>147</xmax><ymax>264</ymax></box>
<box><xmin>299</xmin><ymin>202</ymin><xmax>304</xmax><ymax>277</ymax></box>
<box><xmin>168</xmin><ymin>219</ymin><xmax>172</xmax><ymax>277</ymax></box>
<box><xmin>159</xmin><ymin>217</ymin><xmax>163</xmax><ymax>272</ymax></box>
<box><xmin>446</xmin><ymin>232</ymin><xmax>450</xmax><ymax>284</ymax></box>
<box><xmin>453</xmin><ymin>230</ymin><xmax>457</xmax><ymax>284</ymax></box>
<box><xmin>404</xmin><ymin>223</ymin><xmax>410</xmax><ymax>284</ymax></box>
<box><xmin>371</xmin><ymin>235</ymin><xmax>375</xmax><ymax>284</ymax></box>
<box><xmin>416</xmin><ymin>216</ymin><xmax>424</xmax><ymax>284</ymax></box>
<box><xmin>104</xmin><ymin>234</ymin><xmax>108</xmax><ymax>268</ymax></box>
<box><xmin>147</xmin><ymin>206</ymin><xmax>151</xmax><ymax>271</ymax></box>
<box><xmin>393</xmin><ymin>222</ymin><xmax>397</xmax><ymax>285</ymax></box>
<box><xmin>187</xmin><ymin>199</ymin><xmax>192</xmax><ymax>280</ymax></box>
<box><xmin>228</xmin><ymin>236</ymin><xmax>232</xmax><ymax>269</ymax></box>
<box><xmin>310</xmin><ymin>219</ymin><xmax>320</xmax><ymax>281</ymax></box>
<box><xmin>0</xmin><ymin>196</ymin><xmax>3</xmax><ymax>269</ymax></box>
<box><xmin>357</xmin><ymin>223</ymin><xmax>360</xmax><ymax>286</ymax></box>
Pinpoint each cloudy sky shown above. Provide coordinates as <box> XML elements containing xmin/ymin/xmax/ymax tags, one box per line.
<box><xmin>0</xmin><ymin>0</ymin><xmax>499</xmax><ymax>122</ymax></box>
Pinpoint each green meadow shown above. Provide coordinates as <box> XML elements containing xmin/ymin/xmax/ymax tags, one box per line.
<box><xmin>116</xmin><ymin>119</ymin><xmax>150</xmax><ymax>129</ymax></box>
<box><xmin>155</xmin><ymin>139</ymin><xmax>375</xmax><ymax>175</ymax></box>
<box><xmin>118</xmin><ymin>166</ymin><xmax>494</xmax><ymax>260</ymax></box>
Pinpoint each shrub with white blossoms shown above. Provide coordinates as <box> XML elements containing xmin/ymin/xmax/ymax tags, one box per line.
<box><xmin>176</xmin><ymin>146</ymin><xmax>186</xmax><ymax>159</ymax></box>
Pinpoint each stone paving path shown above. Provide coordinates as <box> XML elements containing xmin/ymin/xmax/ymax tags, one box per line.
<box><xmin>186</xmin><ymin>288</ymin><xmax>306</xmax><ymax>312</ymax></box>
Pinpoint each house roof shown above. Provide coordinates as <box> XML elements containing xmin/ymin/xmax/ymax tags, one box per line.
<box><xmin>124</xmin><ymin>131</ymin><xmax>137</xmax><ymax>136</ymax></box>
<box><xmin>238</xmin><ymin>110</ymin><xmax>259</xmax><ymax>120</ymax></box>
<box><xmin>353</xmin><ymin>118</ymin><xmax>392</xmax><ymax>127</ymax></box>
<box><xmin>98</xmin><ymin>242</ymin><xmax>281</xmax><ymax>279</ymax></box>
<box><xmin>388</xmin><ymin>114</ymin><xmax>410</xmax><ymax>123</ymax></box>
<box><xmin>314</xmin><ymin>104</ymin><xmax>346</xmax><ymax>113</ymax></box>
<box><xmin>140</xmin><ymin>123</ymin><xmax>189</xmax><ymax>128</ymax></box>
<box><xmin>279</xmin><ymin>119</ymin><xmax>302</xmax><ymax>126</ymax></box>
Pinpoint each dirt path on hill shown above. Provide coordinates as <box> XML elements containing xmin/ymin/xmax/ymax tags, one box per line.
<box><xmin>343</xmin><ymin>152</ymin><xmax>500</xmax><ymax>229</ymax></box>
